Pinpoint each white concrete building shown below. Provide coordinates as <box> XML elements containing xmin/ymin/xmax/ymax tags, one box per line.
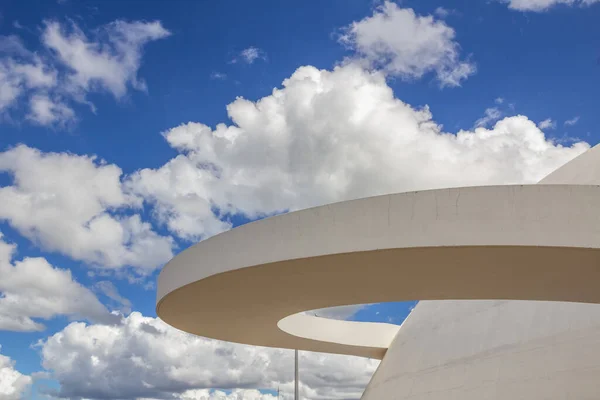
<box><xmin>157</xmin><ymin>144</ymin><xmax>600</xmax><ymax>399</ymax></box>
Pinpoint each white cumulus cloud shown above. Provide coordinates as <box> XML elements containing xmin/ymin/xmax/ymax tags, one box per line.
<box><xmin>0</xmin><ymin>36</ymin><xmax>56</xmax><ymax>113</ymax></box>
<box><xmin>474</xmin><ymin>107</ymin><xmax>502</xmax><ymax>128</ymax></box>
<box><xmin>238</xmin><ymin>47</ymin><xmax>265</xmax><ymax>64</ymax></box>
<box><xmin>42</xmin><ymin>20</ymin><xmax>170</xmax><ymax>98</ymax></box>
<box><xmin>538</xmin><ymin>118</ymin><xmax>557</xmax><ymax>130</ymax></box>
<box><xmin>0</xmin><ymin>346</ymin><xmax>31</xmax><ymax>400</ymax></box>
<box><xmin>0</xmin><ymin>145</ymin><xmax>173</xmax><ymax>272</ymax></box>
<box><xmin>127</xmin><ymin>63</ymin><xmax>588</xmax><ymax>241</ymax></box>
<box><xmin>0</xmin><ymin>232</ymin><xmax>116</xmax><ymax>331</ymax></box>
<box><xmin>177</xmin><ymin>389</ymin><xmax>277</xmax><ymax>400</ymax></box>
<box><xmin>339</xmin><ymin>1</ymin><xmax>475</xmax><ymax>87</ymax></box>
<box><xmin>434</xmin><ymin>7</ymin><xmax>451</xmax><ymax>18</ymax></box>
<box><xmin>501</xmin><ymin>0</ymin><xmax>600</xmax><ymax>11</ymax></box>
<box><xmin>27</xmin><ymin>94</ymin><xmax>75</xmax><ymax>127</ymax></box>
<box><xmin>0</xmin><ymin>19</ymin><xmax>169</xmax><ymax>127</ymax></box>
<box><xmin>39</xmin><ymin>312</ymin><xmax>378</xmax><ymax>400</ymax></box>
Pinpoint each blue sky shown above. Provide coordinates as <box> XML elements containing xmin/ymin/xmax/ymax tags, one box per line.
<box><xmin>0</xmin><ymin>0</ymin><xmax>599</xmax><ymax>399</ymax></box>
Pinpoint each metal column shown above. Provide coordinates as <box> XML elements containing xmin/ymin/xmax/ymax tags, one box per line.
<box><xmin>295</xmin><ymin>349</ymin><xmax>299</xmax><ymax>400</ymax></box>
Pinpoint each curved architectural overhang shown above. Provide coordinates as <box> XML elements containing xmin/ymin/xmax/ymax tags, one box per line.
<box><xmin>157</xmin><ymin>183</ymin><xmax>600</xmax><ymax>359</ymax></box>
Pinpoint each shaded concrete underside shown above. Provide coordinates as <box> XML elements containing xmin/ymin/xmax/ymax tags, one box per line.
<box><xmin>158</xmin><ymin>144</ymin><xmax>600</xmax><ymax>399</ymax></box>
<box><xmin>158</xmin><ymin>184</ymin><xmax>600</xmax><ymax>358</ymax></box>
<box><xmin>158</xmin><ymin>245</ymin><xmax>600</xmax><ymax>359</ymax></box>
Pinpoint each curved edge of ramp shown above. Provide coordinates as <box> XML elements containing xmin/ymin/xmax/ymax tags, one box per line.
<box><xmin>157</xmin><ymin>184</ymin><xmax>600</xmax><ymax>359</ymax></box>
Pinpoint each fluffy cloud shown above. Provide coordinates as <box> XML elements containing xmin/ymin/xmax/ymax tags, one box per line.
<box><xmin>434</xmin><ymin>7</ymin><xmax>452</xmax><ymax>18</ymax></box>
<box><xmin>127</xmin><ymin>63</ymin><xmax>588</xmax><ymax>241</ymax></box>
<box><xmin>538</xmin><ymin>118</ymin><xmax>557</xmax><ymax>130</ymax></box>
<box><xmin>502</xmin><ymin>0</ymin><xmax>600</xmax><ymax>11</ymax></box>
<box><xmin>27</xmin><ymin>94</ymin><xmax>75</xmax><ymax>127</ymax></box>
<box><xmin>0</xmin><ymin>36</ymin><xmax>56</xmax><ymax>113</ymax></box>
<box><xmin>94</xmin><ymin>281</ymin><xmax>132</xmax><ymax>314</ymax></box>
<box><xmin>0</xmin><ymin>19</ymin><xmax>169</xmax><ymax>127</ymax></box>
<box><xmin>42</xmin><ymin>20</ymin><xmax>170</xmax><ymax>98</ymax></box>
<box><xmin>474</xmin><ymin>107</ymin><xmax>502</xmax><ymax>128</ymax></box>
<box><xmin>39</xmin><ymin>312</ymin><xmax>378</xmax><ymax>400</ymax></box>
<box><xmin>176</xmin><ymin>389</ymin><xmax>277</xmax><ymax>400</ymax></box>
<box><xmin>339</xmin><ymin>1</ymin><xmax>475</xmax><ymax>87</ymax></box>
<box><xmin>0</xmin><ymin>145</ymin><xmax>173</xmax><ymax>272</ymax></box>
<box><xmin>565</xmin><ymin>116</ymin><xmax>580</xmax><ymax>126</ymax></box>
<box><xmin>238</xmin><ymin>47</ymin><xmax>265</xmax><ymax>64</ymax></box>
<box><xmin>126</xmin><ymin>153</ymin><xmax>232</xmax><ymax>240</ymax></box>
<box><xmin>0</xmin><ymin>346</ymin><xmax>31</xmax><ymax>400</ymax></box>
<box><xmin>0</xmin><ymin>232</ymin><xmax>116</xmax><ymax>331</ymax></box>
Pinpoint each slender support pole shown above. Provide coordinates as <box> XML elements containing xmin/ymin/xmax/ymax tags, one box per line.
<box><xmin>295</xmin><ymin>349</ymin><xmax>299</xmax><ymax>400</ymax></box>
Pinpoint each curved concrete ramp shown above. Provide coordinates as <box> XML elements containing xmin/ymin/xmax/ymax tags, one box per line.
<box><xmin>157</xmin><ymin>144</ymin><xmax>600</xmax><ymax>399</ymax></box>
<box><xmin>157</xmin><ymin>184</ymin><xmax>600</xmax><ymax>358</ymax></box>
<box><xmin>361</xmin><ymin>143</ymin><xmax>600</xmax><ymax>398</ymax></box>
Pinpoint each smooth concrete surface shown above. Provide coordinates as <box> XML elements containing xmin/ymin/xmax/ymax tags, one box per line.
<box><xmin>156</xmin><ymin>143</ymin><xmax>600</xmax><ymax>399</ymax></box>
<box><xmin>540</xmin><ymin>143</ymin><xmax>600</xmax><ymax>184</ymax></box>
<box><xmin>157</xmin><ymin>184</ymin><xmax>600</xmax><ymax>358</ymax></box>
<box><xmin>277</xmin><ymin>313</ymin><xmax>400</xmax><ymax>349</ymax></box>
<box><xmin>360</xmin><ymin>144</ymin><xmax>600</xmax><ymax>398</ymax></box>
<box><xmin>362</xmin><ymin>300</ymin><xmax>600</xmax><ymax>400</ymax></box>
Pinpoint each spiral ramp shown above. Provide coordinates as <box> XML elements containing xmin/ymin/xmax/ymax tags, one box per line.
<box><xmin>157</xmin><ymin>144</ymin><xmax>600</xmax><ymax>399</ymax></box>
